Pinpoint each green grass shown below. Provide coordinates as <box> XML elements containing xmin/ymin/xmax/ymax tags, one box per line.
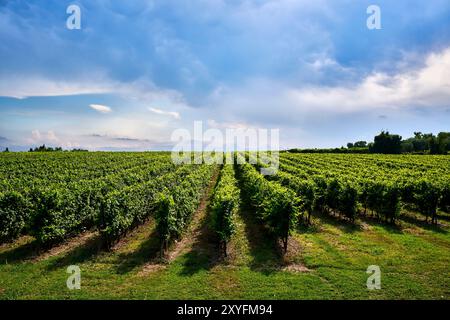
<box><xmin>0</xmin><ymin>207</ymin><xmax>449</xmax><ymax>300</ymax></box>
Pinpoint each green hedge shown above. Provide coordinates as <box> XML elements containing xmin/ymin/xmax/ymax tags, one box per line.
<box><xmin>154</xmin><ymin>165</ymin><xmax>214</xmax><ymax>254</ymax></box>
<box><xmin>210</xmin><ymin>165</ymin><xmax>240</xmax><ymax>256</ymax></box>
<box><xmin>235</xmin><ymin>156</ymin><xmax>300</xmax><ymax>253</ymax></box>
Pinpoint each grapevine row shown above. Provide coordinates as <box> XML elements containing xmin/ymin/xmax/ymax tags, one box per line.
<box><xmin>210</xmin><ymin>164</ymin><xmax>240</xmax><ymax>256</ymax></box>
<box><xmin>235</xmin><ymin>153</ymin><xmax>300</xmax><ymax>253</ymax></box>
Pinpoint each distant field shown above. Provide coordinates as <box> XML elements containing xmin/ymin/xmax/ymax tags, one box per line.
<box><xmin>0</xmin><ymin>152</ymin><xmax>449</xmax><ymax>299</ymax></box>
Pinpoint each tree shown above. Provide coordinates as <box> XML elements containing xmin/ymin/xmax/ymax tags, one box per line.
<box><xmin>29</xmin><ymin>144</ymin><xmax>63</xmax><ymax>152</ymax></box>
<box><xmin>347</xmin><ymin>143</ymin><xmax>354</xmax><ymax>149</ymax></box>
<box><xmin>412</xmin><ymin>138</ymin><xmax>428</xmax><ymax>152</ymax></box>
<box><xmin>354</xmin><ymin>141</ymin><xmax>367</xmax><ymax>148</ymax></box>
<box><xmin>437</xmin><ymin>132</ymin><xmax>450</xmax><ymax>154</ymax></box>
<box><xmin>401</xmin><ymin>141</ymin><xmax>414</xmax><ymax>153</ymax></box>
<box><xmin>371</xmin><ymin>131</ymin><xmax>402</xmax><ymax>154</ymax></box>
<box><xmin>3</xmin><ymin>147</ymin><xmax>9</xmax><ymax>152</ymax></box>
<box><xmin>429</xmin><ymin>136</ymin><xmax>439</xmax><ymax>154</ymax></box>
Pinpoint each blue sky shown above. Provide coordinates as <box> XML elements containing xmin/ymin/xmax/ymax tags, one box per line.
<box><xmin>1</xmin><ymin>0</ymin><xmax>450</xmax><ymax>150</ymax></box>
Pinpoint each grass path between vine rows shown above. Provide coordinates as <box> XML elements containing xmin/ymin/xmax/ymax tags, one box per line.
<box><xmin>138</xmin><ymin>166</ymin><xmax>221</xmax><ymax>275</ymax></box>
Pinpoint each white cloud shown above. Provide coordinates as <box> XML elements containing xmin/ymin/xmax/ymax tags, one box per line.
<box><xmin>31</xmin><ymin>130</ymin><xmax>41</xmax><ymax>141</ymax></box>
<box><xmin>21</xmin><ymin>128</ymin><xmax>172</xmax><ymax>151</ymax></box>
<box><xmin>148</xmin><ymin>107</ymin><xmax>180</xmax><ymax>119</ymax></box>
<box><xmin>0</xmin><ymin>75</ymin><xmax>191</xmax><ymax>120</ymax></box>
<box><xmin>29</xmin><ymin>130</ymin><xmax>59</xmax><ymax>144</ymax></box>
<box><xmin>286</xmin><ymin>47</ymin><xmax>450</xmax><ymax>112</ymax></box>
<box><xmin>207</xmin><ymin>119</ymin><xmax>254</xmax><ymax>130</ymax></box>
<box><xmin>0</xmin><ymin>77</ymin><xmax>113</xmax><ymax>99</ymax></box>
<box><xmin>47</xmin><ymin>130</ymin><xmax>58</xmax><ymax>141</ymax></box>
<box><xmin>89</xmin><ymin>104</ymin><xmax>112</xmax><ymax>113</ymax></box>
<box><xmin>203</xmin><ymin>47</ymin><xmax>450</xmax><ymax>130</ymax></box>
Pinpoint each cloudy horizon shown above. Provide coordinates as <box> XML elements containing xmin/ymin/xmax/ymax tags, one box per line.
<box><xmin>1</xmin><ymin>0</ymin><xmax>450</xmax><ymax>151</ymax></box>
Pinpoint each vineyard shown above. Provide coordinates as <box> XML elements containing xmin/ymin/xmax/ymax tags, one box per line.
<box><xmin>0</xmin><ymin>151</ymin><xmax>449</xmax><ymax>299</ymax></box>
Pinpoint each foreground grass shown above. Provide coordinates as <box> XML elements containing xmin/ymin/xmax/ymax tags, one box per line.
<box><xmin>0</xmin><ymin>208</ymin><xmax>449</xmax><ymax>300</ymax></box>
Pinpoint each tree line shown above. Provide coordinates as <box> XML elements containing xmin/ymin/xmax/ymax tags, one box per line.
<box><xmin>290</xmin><ymin>131</ymin><xmax>450</xmax><ymax>155</ymax></box>
<box><xmin>27</xmin><ymin>144</ymin><xmax>88</xmax><ymax>152</ymax></box>
<box><xmin>365</xmin><ymin>131</ymin><xmax>450</xmax><ymax>154</ymax></box>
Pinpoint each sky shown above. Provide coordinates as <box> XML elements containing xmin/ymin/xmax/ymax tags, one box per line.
<box><xmin>0</xmin><ymin>0</ymin><xmax>450</xmax><ymax>151</ymax></box>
